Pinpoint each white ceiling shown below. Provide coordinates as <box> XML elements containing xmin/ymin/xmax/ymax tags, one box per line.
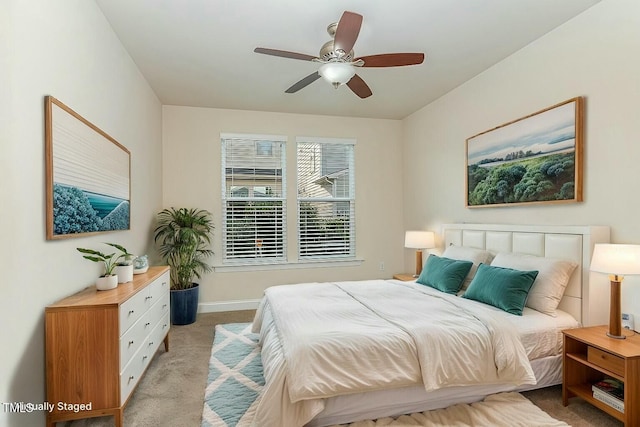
<box><xmin>95</xmin><ymin>0</ymin><xmax>600</xmax><ymax>120</ymax></box>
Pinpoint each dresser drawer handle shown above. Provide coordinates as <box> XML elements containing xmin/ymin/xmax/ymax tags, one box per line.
<box><xmin>129</xmin><ymin>310</ymin><xmax>135</xmax><ymax>315</ymax></box>
<box><xmin>128</xmin><ymin>340</ymin><xmax>134</xmax><ymax>346</ymax></box>
<box><xmin>162</xmin><ymin>304</ymin><xmax>167</xmax><ymax>309</ymax></box>
<box><xmin>148</xmin><ymin>341</ymin><xmax>154</xmax><ymax>346</ymax></box>
<box><xmin>145</xmin><ymin>322</ymin><xmax>151</xmax><ymax>327</ymax></box>
<box><xmin>128</xmin><ymin>375</ymin><xmax>134</xmax><ymax>383</ymax></box>
<box><xmin>143</xmin><ymin>355</ymin><xmax>148</xmax><ymax>361</ymax></box>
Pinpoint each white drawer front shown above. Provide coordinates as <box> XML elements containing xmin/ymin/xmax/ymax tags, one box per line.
<box><xmin>120</xmin><ymin>343</ymin><xmax>151</xmax><ymax>405</ymax></box>
<box><xmin>119</xmin><ymin>309</ymin><xmax>153</xmax><ymax>372</ymax></box>
<box><xmin>149</xmin><ymin>271</ymin><xmax>170</xmax><ymax>303</ymax></box>
<box><xmin>147</xmin><ymin>312</ymin><xmax>170</xmax><ymax>354</ymax></box>
<box><xmin>119</xmin><ymin>289</ymin><xmax>149</xmax><ymax>336</ymax></box>
<box><xmin>118</xmin><ymin>268</ymin><xmax>170</xmax><ymax>405</ymax></box>
<box><xmin>149</xmin><ymin>292</ymin><xmax>170</xmax><ymax>327</ymax></box>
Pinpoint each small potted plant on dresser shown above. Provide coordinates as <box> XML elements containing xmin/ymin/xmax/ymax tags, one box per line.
<box><xmin>77</xmin><ymin>243</ymin><xmax>135</xmax><ymax>290</ymax></box>
<box><xmin>154</xmin><ymin>207</ymin><xmax>214</xmax><ymax>325</ymax></box>
<box><xmin>112</xmin><ymin>244</ymin><xmax>136</xmax><ymax>283</ymax></box>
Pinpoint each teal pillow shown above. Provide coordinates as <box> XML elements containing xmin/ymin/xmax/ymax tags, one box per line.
<box><xmin>417</xmin><ymin>255</ymin><xmax>473</xmax><ymax>294</ymax></box>
<box><xmin>463</xmin><ymin>264</ymin><xmax>538</xmax><ymax>315</ymax></box>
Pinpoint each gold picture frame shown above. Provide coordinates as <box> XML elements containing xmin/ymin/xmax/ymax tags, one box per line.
<box><xmin>466</xmin><ymin>97</ymin><xmax>583</xmax><ymax>208</ymax></box>
<box><xmin>45</xmin><ymin>96</ymin><xmax>131</xmax><ymax>239</ymax></box>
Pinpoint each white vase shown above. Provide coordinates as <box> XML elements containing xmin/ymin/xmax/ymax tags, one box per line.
<box><xmin>115</xmin><ymin>265</ymin><xmax>134</xmax><ymax>283</ymax></box>
<box><xmin>96</xmin><ymin>275</ymin><xmax>118</xmax><ymax>291</ymax></box>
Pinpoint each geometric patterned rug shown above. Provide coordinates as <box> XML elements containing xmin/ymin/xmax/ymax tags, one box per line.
<box><xmin>201</xmin><ymin>323</ymin><xmax>264</xmax><ymax>427</ymax></box>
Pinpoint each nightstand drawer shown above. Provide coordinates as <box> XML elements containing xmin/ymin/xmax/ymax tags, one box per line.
<box><xmin>588</xmin><ymin>346</ymin><xmax>624</xmax><ymax>376</ymax></box>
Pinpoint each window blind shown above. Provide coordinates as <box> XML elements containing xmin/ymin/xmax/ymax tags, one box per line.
<box><xmin>221</xmin><ymin>134</ymin><xmax>286</xmax><ymax>262</ymax></box>
<box><xmin>296</xmin><ymin>138</ymin><xmax>355</xmax><ymax>259</ymax></box>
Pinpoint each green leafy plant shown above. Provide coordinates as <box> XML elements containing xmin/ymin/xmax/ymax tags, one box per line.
<box><xmin>77</xmin><ymin>243</ymin><xmax>134</xmax><ymax>276</ymax></box>
<box><xmin>109</xmin><ymin>242</ymin><xmax>135</xmax><ymax>266</ymax></box>
<box><xmin>154</xmin><ymin>207</ymin><xmax>214</xmax><ymax>290</ymax></box>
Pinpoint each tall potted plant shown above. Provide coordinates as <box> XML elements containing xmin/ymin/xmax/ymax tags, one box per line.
<box><xmin>154</xmin><ymin>207</ymin><xmax>214</xmax><ymax>325</ymax></box>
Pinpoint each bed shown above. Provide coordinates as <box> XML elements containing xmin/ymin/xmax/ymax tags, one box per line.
<box><xmin>251</xmin><ymin>223</ymin><xmax>610</xmax><ymax>427</ymax></box>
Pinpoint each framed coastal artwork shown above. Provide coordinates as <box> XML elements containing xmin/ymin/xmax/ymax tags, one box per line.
<box><xmin>466</xmin><ymin>97</ymin><xmax>583</xmax><ymax>208</ymax></box>
<box><xmin>45</xmin><ymin>96</ymin><xmax>131</xmax><ymax>239</ymax></box>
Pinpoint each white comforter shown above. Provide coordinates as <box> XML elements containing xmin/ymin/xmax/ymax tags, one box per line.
<box><xmin>251</xmin><ymin>280</ymin><xmax>536</xmax><ymax>427</ymax></box>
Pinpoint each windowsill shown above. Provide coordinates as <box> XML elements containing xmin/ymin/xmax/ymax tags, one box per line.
<box><xmin>213</xmin><ymin>258</ymin><xmax>364</xmax><ymax>273</ymax></box>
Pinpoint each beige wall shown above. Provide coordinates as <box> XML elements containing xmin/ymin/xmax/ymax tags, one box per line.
<box><xmin>402</xmin><ymin>0</ymin><xmax>640</xmax><ymax>321</ymax></box>
<box><xmin>0</xmin><ymin>1</ymin><xmax>162</xmax><ymax>425</ymax></box>
<box><xmin>162</xmin><ymin>106</ymin><xmax>405</xmax><ymax>305</ymax></box>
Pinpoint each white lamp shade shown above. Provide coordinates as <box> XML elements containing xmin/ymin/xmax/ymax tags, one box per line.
<box><xmin>318</xmin><ymin>63</ymin><xmax>356</xmax><ymax>85</ymax></box>
<box><xmin>590</xmin><ymin>243</ymin><xmax>640</xmax><ymax>275</ymax></box>
<box><xmin>404</xmin><ymin>231</ymin><xmax>435</xmax><ymax>249</ymax></box>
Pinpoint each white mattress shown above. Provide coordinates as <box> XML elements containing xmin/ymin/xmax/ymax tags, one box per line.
<box><xmin>303</xmin><ymin>280</ymin><xmax>579</xmax><ymax>427</ymax></box>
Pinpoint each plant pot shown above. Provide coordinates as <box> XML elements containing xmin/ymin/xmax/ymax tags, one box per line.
<box><xmin>115</xmin><ymin>264</ymin><xmax>134</xmax><ymax>283</ymax></box>
<box><xmin>96</xmin><ymin>275</ymin><xmax>118</xmax><ymax>291</ymax></box>
<box><xmin>170</xmin><ymin>284</ymin><xmax>199</xmax><ymax>325</ymax></box>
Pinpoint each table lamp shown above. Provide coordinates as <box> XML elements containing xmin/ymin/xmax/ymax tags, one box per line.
<box><xmin>404</xmin><ymin>231</ymin><xmax>436</xmax><ymax>277</ymax></box>
<box><xmin>590</xmin><ymin>243</ymin><xmax>640</xmax><ymax>339</ymax></box>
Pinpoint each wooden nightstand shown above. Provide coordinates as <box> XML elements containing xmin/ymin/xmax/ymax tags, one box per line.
<box><xmin>563</xmin><ymin>325</ymin><xmax>640</xmax><ymax>426</ymax></box>
<box><xmin>392</xmin><ymin>274</ymin><xmax>416</xmax><ymax>281</ymax></box>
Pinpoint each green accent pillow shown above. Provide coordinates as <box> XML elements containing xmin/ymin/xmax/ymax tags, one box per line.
<box><xmin>417</xmin><ymin>255</ymin><xmax>473</xmax><ymax>294</ymax></box>
<box><xmin>463</xmin><ymin>264</ymin><xmax>539</xmax><ymax>315</ymax></box>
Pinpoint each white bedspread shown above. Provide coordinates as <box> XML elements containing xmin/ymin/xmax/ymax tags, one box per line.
<box><xmin>251</xmin><ymin>280</ymin><xmax>536</xmax><ymax>427</ymax></box>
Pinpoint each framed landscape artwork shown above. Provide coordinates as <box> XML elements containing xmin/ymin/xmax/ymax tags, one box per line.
<box><xmin>45</xmin><ymin>96</ymin><xmax>131</xmax><ymax>239</ymax></box>
<box><xmin>466</xmin><ymin>97</ymin><xmax>583</xmax><ymax>208</ymax></box>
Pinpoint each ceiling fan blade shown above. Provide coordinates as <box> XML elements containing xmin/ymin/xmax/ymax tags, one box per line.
<box><xmin>254</xmin><ymin>47</ymin><xmax>317</xmax><ymax>61</ymax></box>
<box><xmin>346</xmin><ymin>74</ymin><xmax>372</xmax><ymax>99</ymax></box>
<box><xmin>285</xmin><ymin>72</ymin><xmax>321</xmax><ymax>93</ymax></box>
<box><xmin>333</xmin><ymin>11</ymin><xmax>363</xmax><ymax>55</ymax></box>
<box><xmin>358</xmin><ymin>53</ymin><xmax>425</xmax><ymax>67</ymax></box>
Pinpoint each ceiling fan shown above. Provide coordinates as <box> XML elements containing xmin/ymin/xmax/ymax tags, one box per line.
<box><xmin>254</xmin><ymin>11</ymin><xmax>425</xmax><ymax>99</ymax></box>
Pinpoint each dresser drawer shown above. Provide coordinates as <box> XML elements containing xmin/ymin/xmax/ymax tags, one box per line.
<box><xmin>149</xmin><ymin>292</ymin><xmax>170</xmax><ymax>326</ymax></box>
<box><xmin>120</xmin><ymin>345</ymin><xmax>148</xmax><ymax>405</ymax></box>
<box><xmin>149</xmin><ymin>271</ymin><xmax>170</xmax><ymax>303</ymax></box>
<box><xmin>588</xmin><ymin>346</ymin><xmax>624</xmax><ymax>376</ymax></box>
<box><xmin>119</xmin><ymin>289</ymin><xmax>149</xmax><ymax>335</ymax></box>
<box><xmin>120</xmin><ymin>313</ymin><xmax>146</xmax><ymax>372</ymax></box>
<box><xmin>145</xmin><ymin>312</ymin><xmax>170</xmax><ymax>356</ymax></box>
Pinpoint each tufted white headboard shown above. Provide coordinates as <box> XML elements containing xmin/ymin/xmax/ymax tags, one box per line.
<box><xmin>442</xmin><ymin>224</ymin><xmax>610</xmax><ymax>325</ymax></box>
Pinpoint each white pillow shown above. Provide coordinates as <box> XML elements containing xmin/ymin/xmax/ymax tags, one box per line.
<box><xmin>490</xmin><ymin>252</ymin><xmax>577</xmax><ymax>317</ymax></box>
<box><xmin>442</xmin><ymin>245</ymin><xmax>494</xmax><ymax>291</ymax></box>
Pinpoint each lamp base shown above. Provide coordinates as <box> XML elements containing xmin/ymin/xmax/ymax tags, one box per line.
<box><xmin>606</xmin><ymin>332</ymin><xmax>626</xmax><ymax>340</ymax></box>
<box><xmin>414</xmin><ymin>250</ymin><xmax>423</xmax><ymax>277</ymax></box>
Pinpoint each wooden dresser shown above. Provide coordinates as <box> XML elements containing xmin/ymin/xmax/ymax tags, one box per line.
<box><xmin>45</xmin><ymin>266</ymin><xmax>170</xmax><ymax>427</ymax></box>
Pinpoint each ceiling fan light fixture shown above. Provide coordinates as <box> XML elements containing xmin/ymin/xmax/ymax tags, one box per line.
<box><xmin>318</xmin><ymin>62</ymin><xmax>356</xmax><ymax>88</ymax></box>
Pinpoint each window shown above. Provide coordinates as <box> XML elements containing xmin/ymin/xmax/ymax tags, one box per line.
<box><xmin>297</xmin><ymin>137</ymin><xmax>355</xmax><ymax>259</ymax></box>
<box><xmin>221</xmin><ymin>134</ymin><xmax>286</xmax><ymax>263</ymax></box>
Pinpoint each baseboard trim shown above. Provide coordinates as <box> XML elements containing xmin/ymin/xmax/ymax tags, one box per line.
<box><xmin>198</xmin><ymin>299</ymin><xmax>261</xmax><ymax>313</ymax></box>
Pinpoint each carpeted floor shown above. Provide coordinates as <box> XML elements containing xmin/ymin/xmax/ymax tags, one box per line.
<box><xmin>63</xmin><ymin>311</ymin><xmax>622</xmax><ymax>427</ymax></box>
